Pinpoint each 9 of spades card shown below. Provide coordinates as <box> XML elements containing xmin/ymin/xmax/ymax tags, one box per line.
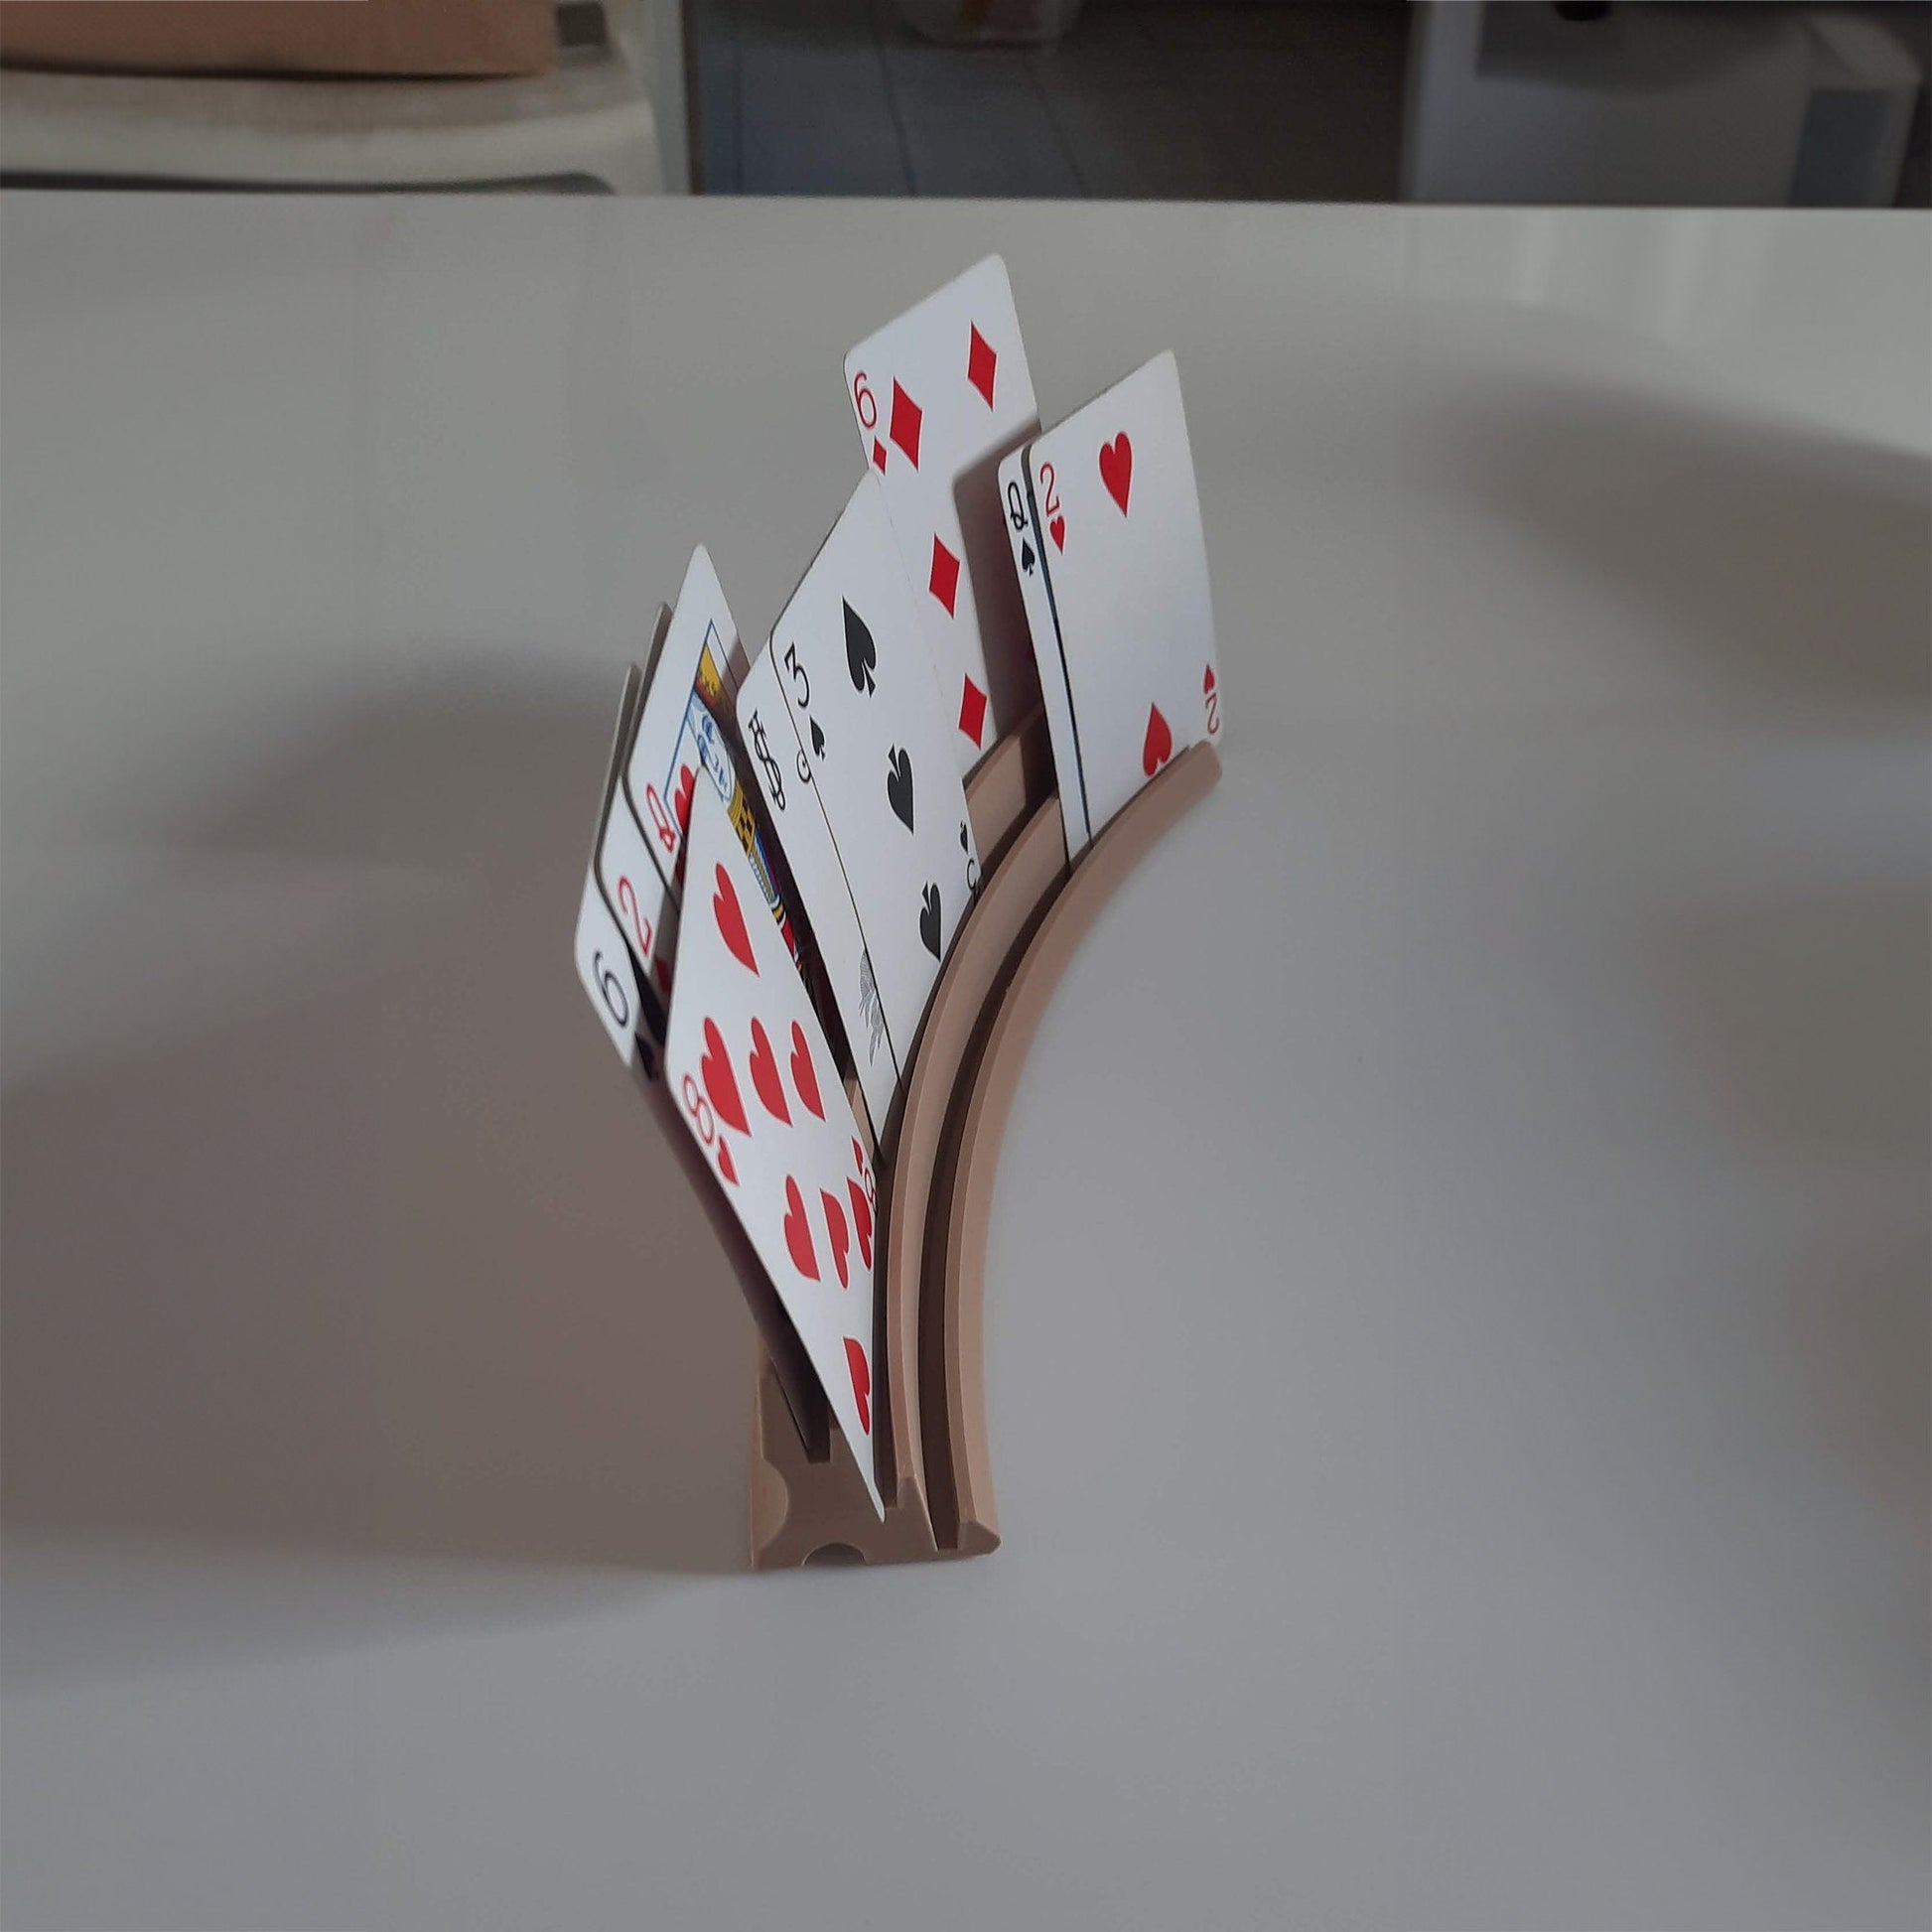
<box><xmin>1024</xmin><ymin>350</ymin><xmax>1223</xmax><ymax>842</ymax></box>
<box><xmin>664</xmin><ymin>778</ymin><xmax>884</xmax><ymax>1516</ymax></box>
<box><xmin>846</xmin><ymin>254</ymin><xmax>1039</xmax><ymax>771</ymax></box>
<box><xmin>767</xmin><ymin>475</ymin><xmax>980</xmax><ymax>1064</ymax></box>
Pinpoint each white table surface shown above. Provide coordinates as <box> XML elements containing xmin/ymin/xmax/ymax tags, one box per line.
<box><xmin>1</xmin><ymin>194</ymin><xmax>1926</xmax><ymax>1932</ymax></box>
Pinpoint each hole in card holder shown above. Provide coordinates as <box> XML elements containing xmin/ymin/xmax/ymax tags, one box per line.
<box><xmin>746</xmin><ymin>713</ymin><xmax>1221</xmax><ymax>1570</ymax></box>
<box><xmin>802</xmin><ymin>1543</ymin><xmax>867</xmax><ymax>1568</ymax></box>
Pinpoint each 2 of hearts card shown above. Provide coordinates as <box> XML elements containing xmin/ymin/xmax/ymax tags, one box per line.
<box><xmin>1001</xmin><ymin>349</ymin><xmax>1222</xmax><ymax>858</ymax></box>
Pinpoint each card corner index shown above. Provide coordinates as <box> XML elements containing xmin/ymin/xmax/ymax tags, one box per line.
<box><xmin>574</xmin><ymin>867</ymin><xmax>640</xmax><ymax>1066</ymax></box>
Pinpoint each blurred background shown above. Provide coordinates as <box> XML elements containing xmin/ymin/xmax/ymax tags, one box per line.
<box><xmin>0</xmin><ymin>0</ymin><xmax>1926</xmax><ymax>206</ymax></box>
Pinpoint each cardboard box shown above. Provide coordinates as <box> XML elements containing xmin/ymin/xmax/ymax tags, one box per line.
<box><xmin>0</xmin><ymin>1</ymin><xmax>556</xmax><ymax>79</ymax></box>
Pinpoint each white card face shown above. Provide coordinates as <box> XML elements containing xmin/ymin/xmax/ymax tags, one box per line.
<box><xmin>596</xmin><ymin>785</ymin><xmax>679</xmax><ymax>1016</ymax></box>
<box><xmin>624</xmin><ymin>545</ymin><xmax>744</xmax><ymax>892</ymax></box>
<box><xmin>665</xmin><ymin>781</ymin><xmax>884</xmax><ymax>1517</ymax></box>
<box><xmin>768</xmin><ymin>475</ymin><xmax>980</xmax><ymax>1064</ymax></box>
<box><xmin>636</xmin><ymin>640</ymin><xmax>810</xmax><ymax>980</ymax></box>
<box><xmin>997</xmin><ymin>444</ymin><xmax>1090</xmax><ymax>860</ymax></box>
<box><xmin>575</xmin><ymin>664</ymin><xmax>658</xmax><ymax>1064</ymax></box>
<box><xmin>737</xmin><ymin>642</ymin><xmax>898</xmax><ymax>1139</ymax></box>
<box><xmin>1025</xmin><ymin>351</ymin><xmax>1222</xmax><ymax>839</ymax></box>
<box><xmin>846</xmin><ymin>255</ymin><xmax>1040</xmax><ymax>770</ymax></box>
<box><xmin>574</xmin><ymin>868</ymin><xmax>643</xmax><ymax>1067</ymax></box>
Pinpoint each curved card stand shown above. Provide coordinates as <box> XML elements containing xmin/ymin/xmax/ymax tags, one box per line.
<box><xmin>749</xmin><ymin>718</ymin><xmax>1222</xmax><ymax>1569</ymax></box>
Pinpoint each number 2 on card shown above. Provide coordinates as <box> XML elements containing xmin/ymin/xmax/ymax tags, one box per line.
<box><xmin>617</xmin><ymin>875</ymin><xmax>653</xmax><ymax>963</ymax></box>
<box><xmin>1036</xmin><ymin>462</ymin><xmax>1060</xmax><ymax>521</ymax></box>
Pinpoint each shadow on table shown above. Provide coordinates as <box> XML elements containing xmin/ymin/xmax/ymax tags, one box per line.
<box><xmin>1</xmin><ymin>672</ymin><xmax>754</xmax><ymax>1581</ymax></box>
<box><xmin>1446</xmin><ymin>382</ymin><xmax>1930</xmax><ymax>1535</ymax></box>
<box><xmin>1447</xmin><ymin>382</ymin><xmax>1931</xmax><ymax>721</ymax></box>
<box><xmin>1661</xmin><ymin>888</ymin><xmax>1930</xmax><ymax>1163</ymax></box>
<box><xmin>1661</xmin><ymin>887</ymin><xmax>1931</xmax><ymax>1527</ymax></box>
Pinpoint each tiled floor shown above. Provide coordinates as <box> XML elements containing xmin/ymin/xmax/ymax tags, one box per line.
<box><xmin>697</xmin><ymin>0</ymin><xmax>1410</xmax><ymax>198</ymax></box>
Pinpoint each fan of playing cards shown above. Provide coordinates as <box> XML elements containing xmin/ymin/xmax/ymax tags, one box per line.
<box><xmin>572</xmin><ymin>257</ymin><xmax>1223</xmax><ymax>1534</ymax></box>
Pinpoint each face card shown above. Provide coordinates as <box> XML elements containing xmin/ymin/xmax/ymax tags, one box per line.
<box><xmin>629</xmin><ymin>621</ymin><xmax>806</xmax><ymax>975</ymax></box>
<box><xmin>624</xmin><ymin>545</ymin><xmax>745</xmax><ymax>892</ymax></box>
<box><xmin>997</xmin><ymin>445</ymin><xmax>1090</xmax><ymax>860</ymax></box>
<box><xmin>846</xmin><ymin>255</ymin><xmax>1040</xmax><ymax>770</ymax></box>
<box><xmin>737</xmin><ymin>642</ymin><xmax>898</xmax><ymax>1139</ymax></box>
<box><xmin>665</xmin><ymin>780</ymin><xmax>884</xmax><ymax>1517</ymax></box>
<box><xmin>1025</xmin><ymin>351</ymin><xmax>1222</xmax><ymax>840</ymax></box>
<box><xmin>769</xmin><ymin>476</ymin><xmax>980</xmax><ymax>1066</ymax></box>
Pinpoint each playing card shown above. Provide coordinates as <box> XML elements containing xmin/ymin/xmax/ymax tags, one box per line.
<box><xmin>574</xmin><ymin>867</ymin><xmax>647</xmax><ymax>1067</ymax></box>
<box><xmin>574</xmin><ymin>662</ymin><xmax>663</xmax><ymax>1062</ymax></box>
<box><xmin>710</xmin><ymin>722</ymin><xmax>807</xmax><ymax>969</ymax></box>
<box><xmin>769</xmin><ymin>475</ymin><xmax>980</xmax><ymax>1068</ymax></box>
<box><xmin>737</xmin><ymin>640</ymin><xmax>899</xmax><ymax>1140</ymax></box>
<box><xmin>624</xmin><ymin>545</ymin><xmax>744</xmax><ymax>891</ymax></box>
<box><xmin>665</xmin><ymin>779</ymin><xmax>884</xmax><ymax>1517</ymax></box>
<box><xmin>1024</xmin><ymin>351</ymin><xmax>1222</xmax><ymax>840</ymax></box>
<box><xmin>624</xmin><ymin>602</ymin><xmax>807</xmax><ymax>972</ymax></box>
<box><xmin>596</xmin><ymin>780</ymin><xmax>679</xmax><ymax>1016</ymax></box>
<box><xmin>997</xmin><ymin>444</ymin><xmax>1090</xmax><ymax>859</ymax></box>
<box><xmin>846</xmin><ymin>255</ymin><xmax>1039</xmax><ymax>770</ymax></box>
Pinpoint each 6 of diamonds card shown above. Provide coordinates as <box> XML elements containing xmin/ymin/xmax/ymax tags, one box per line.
<box><xmin>846</xmin><ymin>255</ymin><xmax>1039</xmax><ymax>771</ymax></box>
<box><xmin>665</xmin><ymin>779</ymin><xmax>884</xmax><ymax>1516</ymax></box>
